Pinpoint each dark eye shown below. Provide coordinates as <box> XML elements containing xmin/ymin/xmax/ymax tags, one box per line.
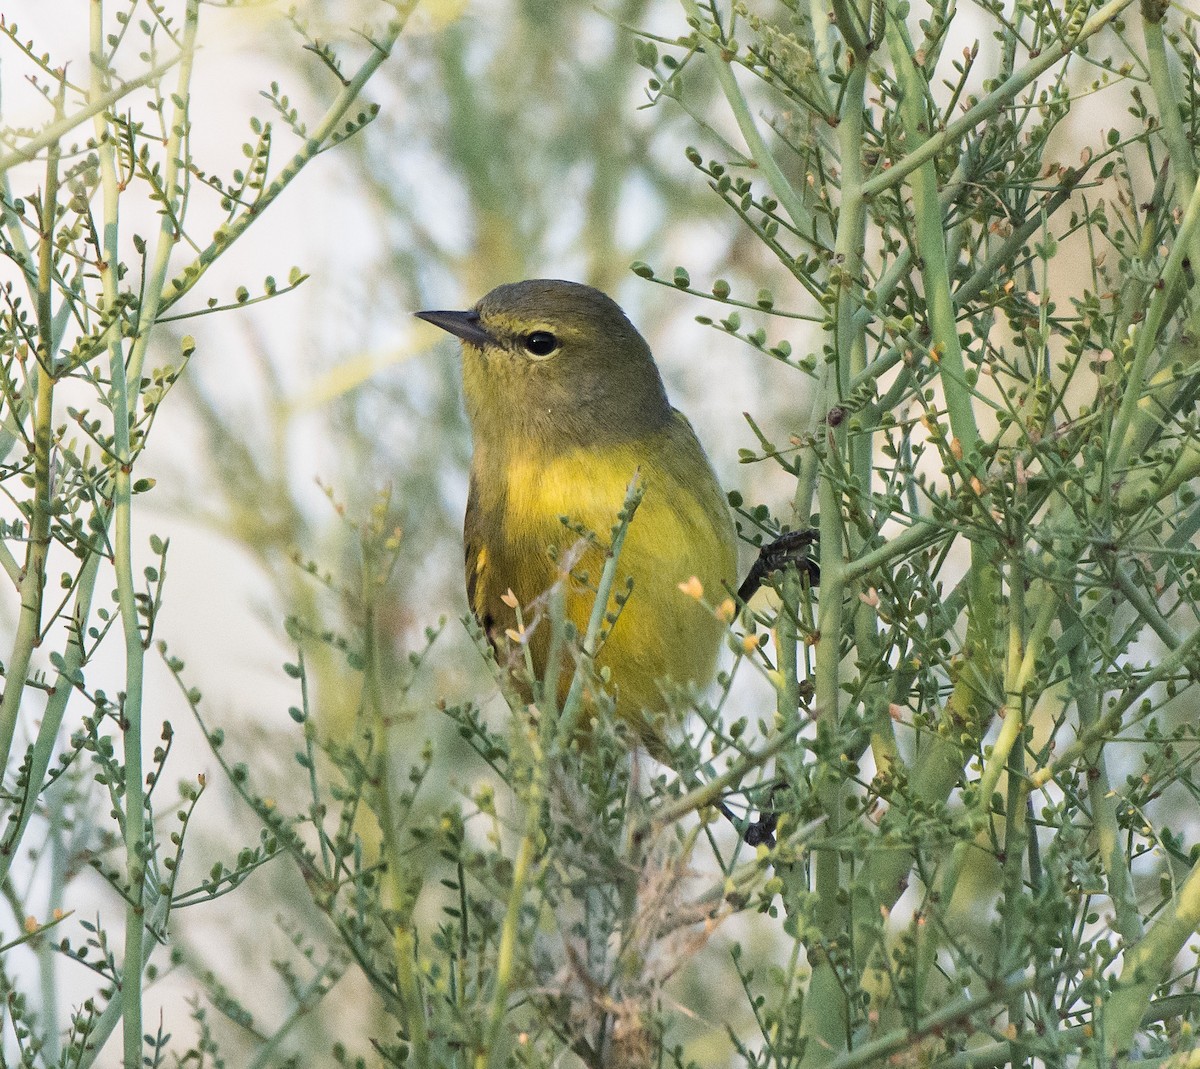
<box><xmin>523</xmin><ymin>331</ymin><xmax>558</xmax><ymax>356</ymax></box>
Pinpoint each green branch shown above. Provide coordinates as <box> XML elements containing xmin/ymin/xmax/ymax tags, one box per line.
<box><xmin>0</xmin><ymin>58</ymin><xmax>179</xmax><ymax>175</ymax></box>
<box><xmin>862</xmin><ymin>0</ymin><xmax>1137</xmax><ymax>199</ymax></box>
<box><xmin>679</xmin><ymin>0</ymin><xmax>809</xmax><ymax>232</ymax></box>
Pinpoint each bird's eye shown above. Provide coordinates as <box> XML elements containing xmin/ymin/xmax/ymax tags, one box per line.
<box><xmin>523</xmin><ymin>331</ymin><xmax>559</xmax><ymax>357</ymax></box>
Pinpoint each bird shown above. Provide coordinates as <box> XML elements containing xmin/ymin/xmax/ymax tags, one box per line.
<box><xmin>416</xmin><ymin>279</ymin><xmax>737</xmax><ymax>751</ymax></box>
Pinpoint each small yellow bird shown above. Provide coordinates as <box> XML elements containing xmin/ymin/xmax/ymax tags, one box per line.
<box><xmin>417</xmin><ymin>279</ymin><xmax>737</xmax><ymax>748</ymax></box>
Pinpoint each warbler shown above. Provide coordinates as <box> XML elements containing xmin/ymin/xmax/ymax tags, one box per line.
<box><xmin>416</xmin><ymin>279</ymin><xmax>737</xmax><ymax>748</ymax></box>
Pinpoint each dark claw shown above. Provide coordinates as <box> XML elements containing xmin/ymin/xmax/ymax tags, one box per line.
<box><xmin>743</xmin><ymin>810</ymin><xmax>778</xmax><ymax>847</ymax></box>
<box><xmin>719</xmin><ymin>799</ymin><xmax>779</xmax><ymax>847</ymax></box>
<box><xmin>736</xmin><ymin>528</ymin><xmax>820</xmax><ymax>604</ymax></box>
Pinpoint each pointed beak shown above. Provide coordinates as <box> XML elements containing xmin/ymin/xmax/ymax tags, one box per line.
<box><xmin>414</xmin><ymin>309</ymin><xmax>498</xmax><ymax>348</ymax></box>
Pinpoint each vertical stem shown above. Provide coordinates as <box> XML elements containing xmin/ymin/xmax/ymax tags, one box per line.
<box><xmin>777</xmin><ymin>567</ymin><xmax>801</xmax><ymax>724</ymax></box>
<box><xmin>883</xmin><ymin>18</ymin><xmax>979</xmax><ymax>456</ymax></box>
<box><xmin>883</xmin><ymin>2</ymin><xmax>1000</xmax><ymax>765</ymax></box>
<box><xmin>1001</xmin><ymin>734</ymin><xmax>1027</xmax><ymax>1048</ymax></box>
<box><xmin>0</xmin><ymin>547</ymin><xmax>105</xmax><ymax>881</ymax></box>
<box><xmin>799</xmin><ymin>457</ymin><xmax>848</xmax><ymax>1068</ymax></box>
<box><xmin>89</xmin><ymin>5</ymin><xmax>146</xmax><ymax>1064</ymax></box>
<box><xmin>126</xmin><ymin>0</ymin><xmax>199</xmax><ymax>387</ymax></box>
<box><xmin>835</xmin><ymin>36</ymin><xmax>891</xmax><ymax>777</ymax></box>
<box><xmin>557</xmin><ymin>476</ymin><xmax>643</xmax><ymax>744</ymax></box>
<box><xmin>798</xmin><ymin>32</ymin><xmax>871</xmax><ymax>1067</ymax></box>
<box><xmin>40</xmin><ymin>783</ymin><xmax>68</xmax><ymax>1065</ymax></box>
<box><xmin>1003</xmin><ymin>623</ymin><xmax>1032</xmax><ymax>1051</ymax></box>
<box><xmin>362</xmin><ymin>560</ymin><xmax>430</xmax><ymax>1068</ymax></box>
<box><xmin>481</xmin><ymin>823</ymin><xmax>536</xmax><ymax>1069</ymax></box>
<box><xmin>999</xmin><ymin>558</ymin><xmax>1028</xmax><ymax>1044</ymax></box>
<box><xmin>1143</xmin><ymin>11</ymin><xmax>1198</xmax><ymax>218</ymax></box>
<box><xmin>0</xmin><ymin>143</ymin><xmax>60</xmax><ymax>779</ymax></box>
<box><xmin>1067</xmin><ymin>609</ymin><xmax>1142</xmax><ymax>944</ymax></box>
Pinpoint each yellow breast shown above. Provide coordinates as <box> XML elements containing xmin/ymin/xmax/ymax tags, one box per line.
<box><xmin>473</xmin><ymin>424</ymin><xmax>736</xmax><ymax>739</ymax></box>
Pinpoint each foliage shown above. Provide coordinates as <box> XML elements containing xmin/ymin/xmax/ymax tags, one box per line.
<box><xmin>0</xmin><ymin>1</ymin><xmax>407</xmax><ymax>1065</ymax></box>
<box><xmin>3</xmin><ymin>0</ymin><xmax>1200</xmax><ymax>1067</ymax></box>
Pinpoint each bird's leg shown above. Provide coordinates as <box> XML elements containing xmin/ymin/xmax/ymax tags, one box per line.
<box><xmin>722</xmin><ymin>528</ymin><xmax>819</xmax><ymax>845</ymax></box>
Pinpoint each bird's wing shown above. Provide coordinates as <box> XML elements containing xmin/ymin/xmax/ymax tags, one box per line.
<box><xmin>463</xmin><ymin>471</ymin><xmax>495</xmax><ymax>639</ymax></box>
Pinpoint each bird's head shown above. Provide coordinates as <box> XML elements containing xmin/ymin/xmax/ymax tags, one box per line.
<box><xmin>416</xmin><ymin>279</ymin><xmax>671</xmax><ymax>449</ymax></box>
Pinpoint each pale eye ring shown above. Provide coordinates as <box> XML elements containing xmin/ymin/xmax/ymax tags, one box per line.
<box><xmin>523</xmin><ymin>331</ymin><xmax>559</xmax><ymax>357</ymax></box>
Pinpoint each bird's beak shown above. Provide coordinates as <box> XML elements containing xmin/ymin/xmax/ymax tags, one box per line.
<box><xmin>414</xmin><ymin>309</ymin><xmax>498</xmax><ymax>348</ymax></box>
